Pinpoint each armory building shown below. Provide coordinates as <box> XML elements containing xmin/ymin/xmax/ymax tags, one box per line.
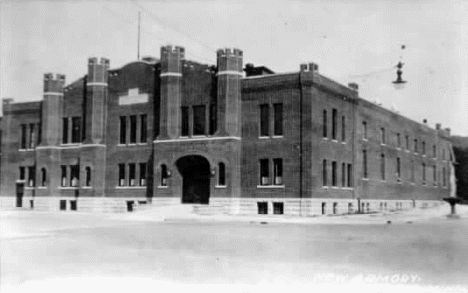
<box><xmin>0</xmin><ymin>45</ymin><xmax>456</xmax><ymax>215</ymax></box>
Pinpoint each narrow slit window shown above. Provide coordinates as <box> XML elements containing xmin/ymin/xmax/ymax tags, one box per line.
<box><xmin>218</xmin><ymin>163</ymin><xmax>226</xmax><ymax>186</ymax></box>
<box><xmin>259</xmin><ymin>159</ymin><xmax>269</xmax><ymax>186</ymax></box>
<box><xmin>363</xmin><ymin>150</ymin><xmax>368</xmax><ymax>178</ymax></box>
<box><xmin>397</xmin><ymin>133</ymin><xmax>401</xmax><ymax>148</ymax></box>
<box><xmin>62</xmin><ymin>118</ymin><xmax>69</xmax><ymax>144</ymax></box>
<box><xmin>341</xmin><ymin>116</ymin><xmax>346</xmax><ymax>141</ymax></box>
<box><xmin>397</xmin><ymin>157</ymin><xmax>401</xmax><ymax>180</ymax></box>
<box><xmin>332</xmin><ymin>109</ymin><xmax>337</xmax><ymax>140</ymax></box>
<box><xmin>341</xmin><ymin>163</ymin><xmax>346</xmax><ymax>186</ymax></box>
<box><xmin>422</xmin><ymin>163</ymin><xmax>426</xmax><ymax>185</ymax></box>
<box><xmin>433</xmin><ymin>165</ymin><xmax>437</xmax><ymax>185</ymax></box>
<box><xmin>181</xmin><ymin>107</ymin><xmax>189</xmax><ymax>136</ymax></box>
<box><xmin>362</xmin><ymin>121</ymin><xmax>367</xmax><ymax>140</ymax></box>
<box><xmin>209</xmin><ymin>104</ymin><xmax>217</xmax><ymax>135</ymax></box>
<box><xmin>139</xmin><ymin>163</ymin><xmax>147</xmax><ymax>186</ymax></box>
<box><xmin>70</xmin><ymin>165</ymin><xmax>79</xmax><ymax>187</ymax></box>
<box><xmin>20</xmin><ymin>124</ymin><xmax>27</xmax><ymax>149</ymax></box>
<box><xmin>260</xmin><ymin>104</ymin><xmax>270</xmax><ymax>137</ymax></box>
<box><xmin>332</xmin><ymin>161</ymin><xmax>337</xmax><ymax>186</ymax></box>
<box><xmin>28</xmin><ymin>166</ymin><xmax>35</xmax><ymax>187</ymax></box>
<box><xmin>118</xmin><ymin>164</ymin><xmax>125</xmax><ymax>186</ymax></box>
<box><xmin>273</xmin><ymin>103</ymin><xmax>283</xmax><ymax>136</ymax></box>
<box><xmin>380</xmin><ymin>154</ymin><xmax>386</xmax><ymax>180</ymax></box>
<box><xmin>29</xmin><ymin>123</ymin><xmax>35</xmax><ymax>149</ymax></box>
<box><xmin>41</xmin><ymin>168</ymin><xmax>47</xmax><ymax>186</ymax></box>
<box><xmin>129</xmin><ymin>115</ymin><xmax>137</xmax><ymax>143</ymax></box>
<box><xmin>71</xmin><ymin>117</ymin><xmax>81</xmax><ymax>143</ymax></box>
<box><xmin>85</xmin><ymin>167</ymin><xmax>91</xmax><ymax>187</ymax></box>
<box><xmin>323</xmin><ymin>110</ymin><xmax>328</xmax><ymax>138</ymax></box>
<box><xmin>61</xmin><ymin>165</ymin><xmax>67</xmax><ymax>187</ymax></box>
<box><xmin>129</xmin><ymin>163</ymin><xmax>136</xmax><ymax>186</ymax></box>
<box><xmin>322</xmin><ymin>159</ymin><xmax>328</xmax><ymax>186</ymax></box>
<box><xmin>193</xmin><ymin>105</ymin><xmax>206</xmax><ymax>136</ymax></box>
<box><xmin>119</xmin><ymin>116</ymin><xmax>126</xmax><ymax>144</ymax></box>
<box><xmin>347</xmin><ymin>164</ymin><xmax>353</xmax><ymax>187</ymax></box>
<box><xmin>161</xmin><ymin>164</ymin><xmax>168</xmax><ymax>186</ymax></box>
<box><xmin>19</xmin><ymin>166</ymin><xmax>26</xmax><ymax>180</ymax></box>
<box><xmin>273</xmin><ymin>158</ymin><xmax>283</xmax><ymax>185</ymax></box>
<box><xmin>140</xmin><ymin>115</ymin><xmax>147</xmax><ymax>143</ymax></box>
<box><xmin>380</xmin><ymin>127</ymin><xmax>386</xmax><ymax>144</ymax></box>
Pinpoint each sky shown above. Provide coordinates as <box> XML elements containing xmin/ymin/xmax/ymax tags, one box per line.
<box><xmin>1</xmin><ymin>0</ymin><xmax>467</xmax><ymax>136</ymax></box>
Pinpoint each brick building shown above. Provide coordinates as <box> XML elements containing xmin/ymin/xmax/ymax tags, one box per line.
<box><xmin>0</xmin><ymin>45</ymin><xmax>455</xmax><ymax>215</ymax></box>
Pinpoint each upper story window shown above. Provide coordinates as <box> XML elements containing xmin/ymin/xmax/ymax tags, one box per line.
<box><xmin>380</xmin><ymin>153</ymin><xmax>386</xmax><ymax>180</ymax></box>
<box><xmin>119</xmin><ymin>116</ymin><xmax>126</xmax><ymax>144</ymax></box>
<box><xmin>140</xmin><ymin>115</ymin><xmax>147</xmax><ymax>143</ymax></box>
<box><xmin>85</xmin><ymin>167</ymin><xmax>92</xmax><ymax>187</ymax></box>
<box><xmin>331</xmin><ymin>161</ymin><xmax>337</xmax><ymax>186</ymax></box>
<box><xmin>19</xmin><ymin>166</ymin><xmax>26</xmax><ymax>181</ymax></box>
<box><xmin>128</xmin><ymin>163</ymin><xmax>136</xmax><ymax>186</ymax></box>
<box><xmin>396</xmin><ymin>133</ymin><xmax>401</xmax><ymax>148</ymax></box>
<box><xmin>28</xmin><ymin>124</ymin><xmax>35</xmax><ymax>149</ymax></box>
<box><xmin>160</xmin><ymin>164</ymin><xmax>168</xmax><ymax>186</ymax></box>
<box><xmin>181</xmin><ymin>106</ymin><xmax>189</xmax><ymax>137</ymax></box>
<box><xmin>193</xmin><ymin>105</ymin><xmax>206</xmax><ymax>136</ymax></box>
<box><xmin>71</xmin><ymin>117</ymin><xmax>81</xmax><ymax>143</ymax></box>
<box><xmin>27</xmin><ymin>166</ymin><xmax>35</xmax><ymax>187</ymax></box>
<box><xmin>405</xmin><ymin>135</ymin><xmax>410</xmax><ymax>150</ymax></box>
<box><xmin>273</xmin><ymin>103</ymin><xmax>283</xmax><ymax>136</ymax></box>
<box><xmin>129</xmin><ymin>115</ymin><xmax>137</xmax><ymax>144</ymax></box>
<box><xmin>260</xmin><ymin>104</ymin><xmax>270</xmax><ymax>137</ymax></box>
<box><xmin>362</xmin><ymin>121</ymin><xmax>367</xmax><ymax>140</ymax></box>
<box><xmin>139</xmin><ymin>163</ymin><xmax>147</xmax><ymax>186</ymax></box>
<box><xmin>62</xmin><ymin>118</ymin><xmax>69</xmax><ymax>144</ymax></box>
<box><xmin>20</xmin><ymin>124</ymin><xmax>27</xmax><ymax>149</ymax></box>
<box><xmin>209</xmin><ymin>104</ymin><xmax>217</xmax><ymax>135</ymax></box>
<box><xmin>396</xmin><ymin>157</ymin><xmax>401</xmax><ymax>180</ymax></box>
<box><xmin>422</xmin><ymin>141</ymin><xmax>426</xmax><ymax>155</ymax></box>
<box><xmin>414</xmin><ymin>139</ymin><xmax>418</xmax><ymax>153</ymax></box>
<box><xmin>422</xmin><ymin>163</ymin><xmax>426</xmax><ymax>185</ymax></box>
<box><xmin>218</xmin><ymin>162</ymin><xmax>226</xmax><ymax>186</ymax></box>
<box><xmin>341</xmin><ymin>116</ymin><xmax>346</xmax><ymax>141</ymax></box>
<box><xmin>273</xmin><ymin>158</ymin><xmax>283</xmax><ymax>185</ymax></box>
<box><xmin>322</xmin><ymin>159</ymin><xmax>328</xmax><ymax>186</ymax></box>
<box><xmin>118</xmin><ymin>164</ymin><xmax>125</xmax><ymax>186</ymax></box>
<box><xmin>433</xmin><ymin>145</ymin><xmax>437</xmax><ymax>158</ymax></box>
<box><xmin>259</xmin><ymin>158</ymin><xmax>269</xmax><ymax>185</ymax></box>
<box><xmin>362</xmin><ymin>150</ymin><xmax>368</xmax><ymax>178</ymax></box>
<box><xmin>41</xmin><ymin>168</ymin><xmax>47</xmax><ymax>187</ymax></box>
<box><xmin>332</xmin><ymin>109</ymin><xmax>337</xmax><ymax>140</ymax></box>
<box><xmin>380</xmin><ymin>127</ymin><xmax>386</xmax><ymax>145</ymax></box>
<box><xmin>323</xmin><ymin>110</ymin><xmax>328</xmax><ymax>138</ymax></box>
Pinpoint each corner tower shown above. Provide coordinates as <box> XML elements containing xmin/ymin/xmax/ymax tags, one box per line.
<box><xmin>216</xmin><ymin>48</ymin><xmax>243</xmax><ymax>137</ymax></box>
<box><xmin>41</xmin><ymin>73</ymin><xmax>66</xmax><ymax>145</ymax></box>
<box><xmin>158</xmin><ymin>45</ymin><xmax>184</xmax><ymax>140</ymax></box>
<box><xmin>84</xmin><ymin>57</ymin><xmax>109</xmax><ymax>144</ymax></box>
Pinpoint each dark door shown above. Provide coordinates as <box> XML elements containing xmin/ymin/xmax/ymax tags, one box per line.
<box><xmin>176</xmin><ymin>155</ymin><xmax>210</xmax><ymax>204</ymax></box>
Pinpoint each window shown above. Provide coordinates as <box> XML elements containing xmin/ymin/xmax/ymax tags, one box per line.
<box><xmin>85</xmin><ymin>167</ymin><xmax>91</xmax><ymax>187</ymax></box>
<box><xmin>332</xmin><ymin>161</ymin><xmax>337</xmax><ymax>186</ymax></box>
<box><xmin>209</xmin><ymin>104</ymin><xmax>217</xmax><ymax>135</ymax></box>
<box><xmin>70</xmin><ymin>165</ymin><xmax>79</xmax><ymax>187</ymax></box>
<box><xmin>218</xmin><ymin>162</ymin><xmax>226</xmax><ymax>186</ymax></box>
<box><xmin>411</xmin><ymin>160</ymin><xmax>415</xmax><ymax>183</ymax></box>
<box><xmin>341</xmin><ymin>116</ymin><xmax>346</xmax><ymax>141</ymax></box>
<box><xmin>380</xmin><ymin>154</ymin><xmax>386</xmax><ymax>180</ymax></box>
<box><xmin>323</xmin><ymin>110</ymin><xmax>328</xmax><ymax>138</ymax></box>
<box><xmin>443</xmin><ymin>149</ymin><xmax>446</xmax><ymax>160</ymax></box>
<box><xmin>380</xmin><ymin>127</ymin><xmax>386</xmax><ymax>144</ymax></box>
<box><xmin>257</xmin><ymin>202</ymin><xmax>268</xmax><ymax>214</ymax></box>
<box><xmin>273</xmin><ymin>158</ymin><xmax>283</xmax><ymax>185</ymax></box>
<box><xmin>119</xmin><ymin>116</ymin><xmax>126</xmax><ymax>144</ymax></box>
<box><xmin>259</xmin><ymin>159</ymin><xmax>269</xmax><ymax>185</ymax></box>
<box><xmin>405</xmin><ymin>135</ymin><xmax>409</xmax><ymax>150</ymax></box>
<box><xmin>118</xmin><ymin>164</ymin><xmax>125</xmax><ymax>186</ymax></box>
<box><xmin>422</xmin><ymin>163</ymin><xmax>426</xmax><ymax>185</ymax></box>
<box><xmin>362</xmin><ymin>121</ymin><xmax>367</xmax><ymax>140</ymax></box>
<box><xmin>342</xmin><ymin>163</ymin><xmax>346</xmax><ymax>187</ymax></box>
<box><xmin>363</xmin><ymin>150</ymin><xmax>368</xmax><ymax>178</ymax></box>
<box><xmin>260</xmin><ymin>104</ymin><xmax>270</xmax><ymax>137</ymax></box>
<box><xmin>20</xmin><ymin>124</ymin><xmax>27</xmax><ymax>149</ymax></box>
<box><xmin>332</xmin><ymin>109</ymin><xmax>337</xmax><ymax>140</ymax></box>
<box><xmin>140</xmin><ymin>115</ymin><xmax>147</xmax><ymax>143</ymax></box>
<box><xmin>273</xmin><ymin>103</ymin><xmax>283</xmax><ymax>136</ymax></box>
<box><xmin>273</xmin><ymin>202</ymin><xmax>284</xmax><ymax>215</ymax></box>
<box><xmin>19</xmin><ymin>166</ymin><xmax>25</xmax><ymax>180</ymax></box>
<box><xmin>29</xmin><ymin>123</ymin><xmax>35</xmax><ymax>149</ymax></box>
<box><xmin>27</xmin><ymin>166</ymin><xmax>35</xmax><ymax>187</ymax></box>
<box><xmin>139</xmin><ymin>163</ymin><xmax>147</xmax><ymax>186</ymax></box>
<box><xmin>37</xmin><ymin>123</ymin><xmax>42</xmax><ymax>146</ymax></box>
<box><xmin>414</xmin><ymin>139</ymin><xmax>418</xmax><ymax>153</ymax></box>
<box><xmin>62</xmin><ymin>118</ymin><xmax>69</xmax><ymax>144</ymax></box>
<box><xmin>396</xmin><ymin>157</ymin><xmax>401</xmax><ymax>180</ymax></box>
<box><xmin>181</xmin><ymin>106</ymin><xmax>189</xmax><ymax>136</ymax></box>
<box><xmin>322</xmin><ymin>159</ymin><xmax>328</xmax><ymax>186</ymax></box>
<box><xmin>433</xmin><ymin>165</ymin><xmax>437</xmax><ymax>185</ymax></box>
<box><xmin>442</xmin><ymin>167</ymin><xmax>447</xmax><ymax>187</ymax></box>
<box><xmin>61</xmin><ymin>165</ymin><xmax>67</xmax><ymax>187</ymax></box>
<box><xmin>422</xmin><ymin>141</ymin><xmax>426</xmax><ymax>155</ymax></box>
<box><xmin>161</xmin><ymin>164</ymin><xmax>168</xmax><ymax>186</ymax></box>
<box><xmin>397</xmin><ymin>133</ymin><xmax>401</xmax><ymax>148</ymax></box>
<box><xmin>347</xmin><ymin>164</ymin><xmax>353</xmax><ymax>187</ymax></box>
<box><xmin>193</xmin><ymin>105</ymin><xmax>206</xmax><ymax>135</ymax></box>
<box><xmin>129</xmin><ymin>115</ymin><xmax>137</xmax><ymax>143</ymax></box>
<box><xmin>41</xmin><ymin>168</ymin><xmax>47</xmax><ymax>186</ymax></box>
<box><xmin>129</xmin><ymin>163</ymin><xmax>136</xmax><ymax>186</ymax></box>
<box><xmin>71</xmin><ymin>117</ymin><xmax>81</xmax><ymax>143</ymax></box>
<box><xmin>433</xmin><ymin>145</ymin><xmax>437</xmax><ymax>158</ymax></box>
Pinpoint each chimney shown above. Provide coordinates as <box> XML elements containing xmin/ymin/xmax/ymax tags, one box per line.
<box><xmin>436</xmin><ymin>123</ymin><xmax>441</xmax><ymax>130</ymax></box>
<box><xmin>445</xmin><ymin>128</ymin><xmax>451</xmax><ymax>136</ymax></box>
<box><xmin>423</xmin><ymin>119</ymin><xmax>428</xmax><ymax>124</ymax></box>
<box><xmin>348</xmin><ymin>83</ymin><xmax>359</xmax><ymax>92</ymax></box>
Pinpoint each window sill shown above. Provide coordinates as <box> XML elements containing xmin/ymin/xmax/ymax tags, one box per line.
<box><xmin>322</xmin><ymin>137</ymin><xmax>328</xmax><ymax>140</ymax></box>
<box><xmin>37</xmin><ymin>186</ymin><xmax>47</xmax><ymax>189</ymax></box>
<box><xmin>332</xmin><ymin>139</ymin><xmax>339</xmax><ymax>143</ymax></box>
<box><xmin>259</xmin><ymin>136</ymin><xmax>270</xmax><ymax>139</ymax></box>
<box><xmin>396</xmin><ymin>147</ymin><xmax>401</xmax><ymax>151</ymax></box>
<box><xmin>341</xmin><ymin>187</ymin><xmax>354</xmax><ymax>190</ymax></box>
<box><xmin>215</xmin><ymin>185</ymin><xmax>227</xmax><ymax>189</ymax></box>
<box><xmin>19</xmin><ymin>149</ymin><xmax>35</xmax><ymax>152</ymax></box>
<box><xmin>82</xmin><ymin>186</ymin><xmax>92</xmax><ymax>189</ymax></box>
<box><xmin>381</xmin><ymin>143</ymin><xmax>386</xmax><ymax>146</ymax></box>
<box><xmin>157</xmin><ymin>185</ymin><xmax>168</xmax><ymax>188</ymax></box>
<box><xmin>361</xmin><ymin>178</ymin><xmax>369</xmax><ymax>181</ymax></box>
<box><xmin>115</xmin><ymin>186</ymin><xmax>146</xmax><ymax>189</ymax></box>
<box><xmin>256</xmin><ymin>185</ymin><xmax>285</xmax><ymax>189</ymax></box>
<box><xmin>341</xmin><ymin>141</ymin><xmax>347</xmax><ymax>145</ymax></box>
<box><xmin>272</xmin><ymin>135</ymin><xmax>284</xmax><ymax>139</ymax></box>
<box><xmin>25</xmin><ymin>187</ymin><xmax>36</xmax><ymax>190</ymax></box>
<box><xmin>58</xmin><ymin>186</ymin><xmax>79</xmax><ymax>190</ymax></box>
<box><xmin>362</xmin><ymin>138</ymin><xmax>368</xmax><ymax>142</ymax></box>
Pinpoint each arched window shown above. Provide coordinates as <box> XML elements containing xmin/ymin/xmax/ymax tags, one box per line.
<box><xmin>41</xmin><ymin>168</ymin><xmax>47</xmax><ymax>186</ymax></box>
<box><xmin>161</xmin><ymin>164</ymin><xmax>168</xmax><ymax>186</ymax></box>
<box><xmin>218</xmin><ymin>162</ymin><xmax>226</xmax><ymax>186</ymax></box>
<box><xmin>85</xmin><ymin>167</ymin><xmax>92</xmax><ymax>187</ymax></box>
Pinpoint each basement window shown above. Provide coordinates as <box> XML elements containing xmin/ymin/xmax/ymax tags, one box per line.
<box><xmin>273</xmin><ymin>202</ymin><xmax>284</xmax><ymax>215</ymax></box>
<box><xmin>257</xmin><ymin>202</ymin><xmax>268</xmax><ymax>215</ymax></box>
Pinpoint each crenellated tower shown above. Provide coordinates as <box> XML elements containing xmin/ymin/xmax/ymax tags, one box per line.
<box><xmin>84</xmin><ymin>57</ymin><xmax>109</xmax><ymax>144</ymax></box>
<box><xmin>158</xmin><ymin>45</ymin><xmax>184</xmax><ymax>140</ymax></box>
<box><xmin>216</xmin><ymin>48</ymin><xmax>243</xmax><ymax>137</ymax></box>
<box><xmin>41</xmin><ymin>73</ymin><xmax>66</xmax><ymax>145</ymax></box>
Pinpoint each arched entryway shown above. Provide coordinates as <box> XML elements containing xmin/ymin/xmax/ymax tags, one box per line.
<box><xmin>176</xmin><ymin>155</ymin><xmax>210</xmax><ymax>204</ymax></box>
